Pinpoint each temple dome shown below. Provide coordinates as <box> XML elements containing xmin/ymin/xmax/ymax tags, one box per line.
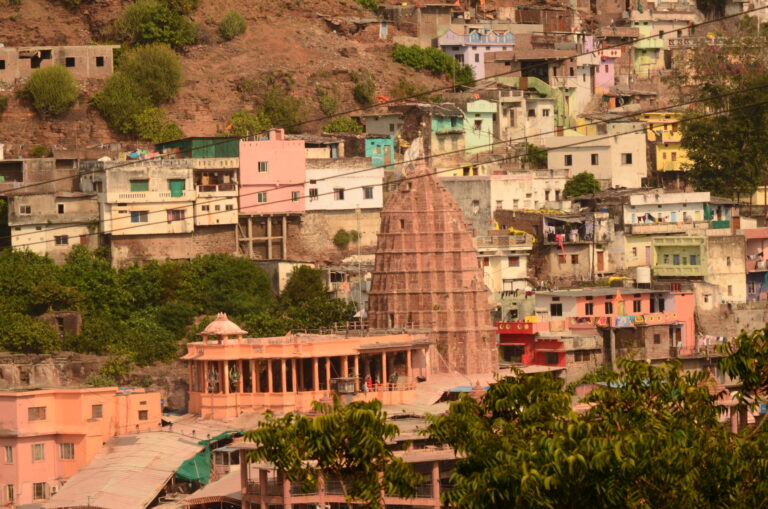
<box><xmin>202</xmin><ymin>313</ymin><xmax>248</xmax><ymax>336</ymax></box>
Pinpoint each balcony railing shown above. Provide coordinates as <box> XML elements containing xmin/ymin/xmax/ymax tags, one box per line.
<box><xmin>477</xmin><ymin>234</ymin><xmax>531</xmax><ymax>249</ymax></box>
<box><xmin>196</xmin><ymin>183</ymin><xmax>238</xmax><ymax>193</ymax></box>
<box><xmin>747</xmin><ymin>259</ymin><xmax>768</xmax><ymax>272</ymax></box>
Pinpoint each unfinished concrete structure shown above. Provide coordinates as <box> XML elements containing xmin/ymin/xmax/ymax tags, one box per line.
<box><xmin>367</xmin><ymin>140</ymin><xmax>498</xmax><ymax>374</ymax></box>
<box><xmin>0</xmin><ymin>45</ymin><xmax>118</xmax><ymax>82</ymax></box>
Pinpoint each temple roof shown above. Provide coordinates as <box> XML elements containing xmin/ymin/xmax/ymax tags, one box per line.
<box><xmin>201</xmin><ymin>313</ymin><xmax>247</xmax><ymax>336</ymax></box>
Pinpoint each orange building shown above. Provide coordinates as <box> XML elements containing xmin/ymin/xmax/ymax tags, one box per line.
<box><xmin>0</xmin><ymin>386</ymin><xmax>161</xmax><ymax>506</ymax></box>
<box><xmin>183</xmin><ymin>314</ymin><xmax>432</xmax><ymax>418</ymax></box>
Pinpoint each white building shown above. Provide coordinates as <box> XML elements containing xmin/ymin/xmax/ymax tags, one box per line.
<box><xmin>544</xmin><ymin>132</ymin><xmax>649</xmax><ymax>189</ymax></box>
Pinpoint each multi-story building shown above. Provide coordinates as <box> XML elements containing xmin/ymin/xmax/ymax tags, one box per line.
<box><xmin>80</xmin><ymin>156</ymin><xmax>238</xmax><ymax>266</ymax></box>
<box><xmin>477</xmin><ymin>230</ymin><xmax>535</xmax><ymax>321</ymax></box>
<box><xmin>744</xmin><ymin>227</ymin><xmax>768</xmax><ymax>301</ymax></box>
<box><xmin>437</xmin><ymin>25</ymin><xmax>516</xmax><ymax>79</ymax></box>
<box><xmin>7</xmin><ymin>192</ymin><xmax>99</xmax><ymax>262</ymax></box>
<box><xmin>639</xmin><ymin>111</ymin><xmax>691</xmax><ymax>183</ymax></box>
<box><xmin>183</xmin><ymin>314</ymin><xmax>432</xmax><ymax>418</ymax></box>
<box><xmin>0</xmin><ymin>387</ymin><xmax>160</xmax><ymax>506</ymax></box>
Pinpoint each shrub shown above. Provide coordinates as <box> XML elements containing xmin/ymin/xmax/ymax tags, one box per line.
<box><xmin>354</xmin><ymin>0</ymin><xmax>377</xmax><ymax>10</ymax></box>
<box><xmin>323</xmin><ymin>116</ymin><xmax>363</xmax><ymax>133</ymax></box>
<box><xmin>352</xmin><ymin>70</ymin><xmax>376</xmax><ymax>106</ymax></box>
<box><xmin>22</xmin><ymin>66</ymin><xmax>79</xmax><ymax>117</ymax></box>
<box><xmin>333</xmin><ymin>229</ymin><xmax>351</xmax><ymax>249</ymax></box>
<box><xmin>349</xmin><ymin>229</ymin><xmax>360</xmax><ymax>242</ymax></box>
<box><xmin>392</xmin><ymin>77</ymin><xmax>428</xmax><ymax>100</ymax></box>
<box><xmin>133</xmin><ymin>107</ymin><xmax>184</xmax><ymax>143</ymax></box>
<box><xmin>228</xmin><ymin>109</ymin><xmax>271</xmax><ymax>137</ymax></box>
<box><xmin>30</xmin><ymin>145</ymin><xmax>51</xmax><ymax>157</ymax></box>
<box><xmin>113</xmin><ymin>0</ymin><xmax>197</xmax><ymax>48</ymax></box>
<box><xmin>260</xmin><ymin>86</ymin><xmax>303</xmax><ymax>133</ymax></box>
<box><xmin>120</xmin><ymin>43</ymin><xmax>183</xmax><ymax>104</ymax></box>
<box><xmin>219</xmin><ymin>10</ymin><xmax>247</xmax><ymax>41</ymax></box>
<box><xmin>563</xmin><ymin>172</ymin><xmax>601</xmax><ymax>198</ymax></box>
<box><xmin>91</xmin><ymin>72</ymin><xmax>152</xmax><ymax>133</ymax></box>
<box><xmin>0</xmin><ymin>313</ymin><xmax>60</xmax><ymax>354</ymax></box>
<box><xmin>391</xmin><ymin>44</ymin><xmax>474</xmax><ymax>87</ymax></box>
<box><xmin>164</xmin><ymin>0</ymin><xmax>198</xmax><ymax>14</ymax></box>
<box><xmin>520</xmin><ymin>143</ymin><xmax>548</xmax><ymax>168</ymax></box>
<box><xmin>315</xmin><ymin>84</ymin><xmax>338</xmax><ymax>116</ymax></box>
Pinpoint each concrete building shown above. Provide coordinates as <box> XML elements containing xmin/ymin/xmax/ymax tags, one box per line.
<box><xmin>183</xmin><ymin>314</ymin><xmax>432</xmax><ymax>418</ymax></box>
<box><xmin>437</xmin><ymin>25</ymin><xmax>516</xmax><ymax>79</ymax></box>
<box><xmin>477</xmin><ymin>230</ymin><xmax>535</xmax><ymax>321</ymax></box>
<box><xmin>0</xmin><ymin>45</ymin><xmax>119</xmax><ymax>82</ymax></box>
<box><xmin>0</xmin><ymin>158</ymin><xmax>81</xmax><ymax>196</ymax></box>
<box><xmin>745</xmin><ymin>227</ymin><xmax>768</xmax><ymax>301</ymax></box>
<box><xmin>80</xmin><ymin>157</ymin><xmax>238</xmax><ymax>266</ymax></box>
<box><xmin>367</xmin><ymin>143</ymin><xmax>497</xmax><ymax>374</ymax></box>
<box><xmin>544</xmin><ymin>131</ymin><xmax>649</xmax><ymax>189</ymax></box>
<box><xmin>463</xmin><ymin>99</ymin><xmax>497</xmax><ymax>153</ymax></box>
<box><xmin>0</xmin><ymin>387</ymin><xmax>160</xmax><ymax>506</ymax></box>
<box><xmin>8</xmin><ymin>192</ymin><xmax>99</xmax><ymax>263</ymax></box>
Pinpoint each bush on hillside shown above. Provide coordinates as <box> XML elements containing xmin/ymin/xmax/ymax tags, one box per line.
<box><xmin>30</xmin><ymin>145</ymin><xmax>51</xmax><ymax>157</ymax></box>
<box><xmin>163</xmin><ymin>0</ymin><xmax>198</xmax><ymax>14</ymax></box>
<box><xmin>133</xmin><ymin>107</ymin><xmax>184</xmax><ymax>143</ymax></box>
<box><xmin>91</xmin><ymin>72</ymin><xmax>153</xmax><ymax>133</ymax></box>
<box><xmin>260</xmin><ymin>86</ymin><xmax>304</xmax><ymax>133</ymax></box>
<box><xmin>120</xmin><ymin>43</ymin><xmax>183</xmax><ymax>104</ymax></box>
<box><xmin>113</xmin><ymin>0</ymin><xmax>197</xmax><ymax>48</ymax></box>
<box><xmin>219</xmin><ymin>11</ymin><xmax>247</xmax><ymax>41</ymax></box>
<box><xmin>0</xmin><ymin>313</ymin><xmax>60</xmax><ymax>354</ymax></box>
<box><xmin>228</xmin><ymin>110</ymin><xmax>271</xmax><ymax>137</ymax></box>
<box><xmin>322</xmin><ymin>116</ymin><xmax>363</xmax><ymax>133</ymax></box>
<box><xmin>315</xmin><ymin>84</ymin><xmax>338</xmax><ymax>116</ymax></box>
<box><xmin>391</xmin><ymin>44</ymin><xmax>474</xmax><ymax>87</ymax></box>
<box><xmin>22</xmin><ymin>66</ymin><xmax>79</xmax><ymax>117</ymax></box>
<box><xmin>333</xmin><ymin>229</ymin><xmax>352</xmax><ymax>249</ymax></box>
<box><xmin>352</xmin><ymin>70</ymin><xmax>376</xmax><ymax>106</ymax></box>
<box><xmin>354</xmin><ymin>0</ymin><xmax>378</xmax><ymax>9</ymax></box>
<box><xmin>0</xmin><ymin>96</ymin><xmax>8</xmax><ymax>118</ymax></box>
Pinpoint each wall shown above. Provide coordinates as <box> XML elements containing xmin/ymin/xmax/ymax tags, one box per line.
<box><xmin>305</xmin><ymin>161</ymin><xmax>384</xmax><ymax>212</ymax></box>
<box><xmin>500</xmin><ymin>97</ymin><xmax>556</xmax><ymax>146</ymax></box>
<box><xmin>11</xmin><ymin>224</ymin><xmax>99</xmax><ymax>263</ymax></box>
<box><xmin>296</xmin><ymin>209</ymin><xmax>381</xmax><ymax>261</ymax></box>
<box><xmin>362</xmin><ymin>114</ymin><xmax>403</xmax><ymax>137</ymax></box>
<box><xmin>706</xmin><ymin>235</ymin><xmax>747</xmax><ymax>303</ymax></box>
<box><xmin>110</xmin><ymin>225</ymin><xmax>235</xmax><ymax>267</ymax></box>
<box><xmin>239</xmin><ymin>132</ymin><xmax>306</xmax><ymax>214</ymax></box>
<box><xmin>0</xmin><ymin>45</ymin><xmax>118</xmax><ymax>82</ymax></box>
<box><xmin>541</xmin><ymin>244</ymin><xmax>592</xmax><ymax>284</ymax></box>
<box><xmin>439</xmin><ymin>178</ymin><xmax>491</xmax><ymax>236</ymax></box>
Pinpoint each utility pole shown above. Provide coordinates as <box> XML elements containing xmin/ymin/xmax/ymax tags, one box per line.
<box><xmin>356</xmin><ymin>206</ymin><xmax>363</xmax><ymax>322</ymax></box>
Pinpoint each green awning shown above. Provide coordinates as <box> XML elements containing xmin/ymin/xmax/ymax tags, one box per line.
<box><xmin>175</xmin><ymin>431</ymin><xmax>241</xmax><ymax>485</ymax></box>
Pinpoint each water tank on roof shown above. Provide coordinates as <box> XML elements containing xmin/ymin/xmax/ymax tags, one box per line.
<box><xmin>636</xmin><ymin>266</ymin><xmax>651</xmax><ymax>287</ymax></box>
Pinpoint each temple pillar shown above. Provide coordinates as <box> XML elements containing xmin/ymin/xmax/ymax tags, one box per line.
<box><xmin>202</xmin><ymin>361</ymin><xmax>208</xmax><ymax>393</ymax></box>
<box><xmin>252</xmin><ymin>360</ymin><xmax>258</xmax><ymax>392</ymax></box>
<box><xmin>237</xmin><ymin>360</ymin><xmax>244</xmax><ymax>393</ymax></box>
<box><xmin>354</xmin><ymin>356</ymin><xmax>360</xmax><ymax>392</ymax></box>
<box><xmin>267</xmin><ymin>360</ymin><xmax>274</xmax><ymax>393</ymax></box>
<box><xmin>431</xmin><ymin>461</ymin><xmax>440</xmax><ymax>508</ymax></box>
<box><xmin>292</xmin><ymin>359</ymin><xmax>298</xmax><ymax>394</ymax></box>
<box><xmin>325</xmin><ymin>357</ymin><xmax>331</xmax><ymax>391</ymax></box>
<box><xmin>313</xmin><ymin>358</ymin><xmax>320</xmax><ymax>392</ymax></box>
<box><xmin>281</xmin><ymin>359</ymin><xmax>288</xmax><ymax>393</ymax></box>
<box><xmin>342</xmin><ymin>356</ymin><xmax>349</xmax><ymax>378</ymax></box>
<box><xmin>406</xmin><ymin>349</ymin><xmax>413</xmax><ymax>378</ymax></box>
<box><xmin>223</xmin><ymin>361</ymin><xmax>229</xmax><ymax>394</ymax></box>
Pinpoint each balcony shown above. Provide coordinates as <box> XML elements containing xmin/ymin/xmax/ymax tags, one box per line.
<box><xmin>477</xmin><ymin>234</ymin><xmax>532</xmax><ymax>250</ymax></box>
<box><xmin>195</xmin><ymin>183</ymin><xmax>238</xmax><ymax>196</ymax></box>
<box><xmin>652</xmin><ymin>264</ymin><xmax>705</xmax><ymax>277</ymax></box>
<box><xmin>496</xmin><ymin>321</ymin><xmax>540</xmax><ymax>335</ymax></box>
<box><xmin>106</xmin><ymin>190</ymin><xmax>196</xmax><ymax>203</ymax></box>
<box><xmin>627</xmin><ymin>221</ymin><xmax>709</xmax><ymax>235</ymax></box>
<box><xmin>747</xmin><ymin>259</ymin><xmax>768</xmax><ymax>272</ymax></box>
<box><xmin>551</xmin><ymin>76</ymin><xmax>579</xmax><ymax>88</ymax></box>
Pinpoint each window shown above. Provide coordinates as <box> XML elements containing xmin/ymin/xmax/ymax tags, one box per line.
<box><xmin>257</xmin><ymin>192</ymin><xmax>268</xmax><ymax>203</ymax></box>
<box><xmin>591</xmin><ymin>153</ymin><xmax>599</xmax><ymax>165</ymax></box>
<box><xmin>167</xmin><ymin>209</ymin><xmax>185</xmax><ymax>221</ymax></box>
<box><xmin>28</xmin><ymin>407</ymin><xmax>46</xmax><ymax>421</ymax></box>
<box><xmin>690</xmin><ymin>254</ymin><xmax>698</xmax><ymax>265</ymax></box>
<box><xmin>605</xmin><ymin>301</ymin><xmax>614</xmax><ymax>314</ymax></box>
<box><xmin>550</xmin><ymin>303</ymin><xmax>563</xmax><ymax>316</ymax></box>
<box><xmin>31</xmin><ymin>444</ymin><xmax>45</xmax><ymax>462</ymax></box>
<box><xmin>400</xmin><ymin>219</ymin><xmax>406</xmax><ymax>229</ymax></box>
<box><xmin>201</xmin><ymin>205</ymin><xmax>210</xmax><ymax>211</ymax></box>
<box><xmin>214</xmin><ymin>205</ymin><xmax>221</xmax><ymax>211</ymax></box>
<box><xmin>633</xmin><ymin>299</ymin><xmax>642</xmax><ymax>312</ymax></box>
<box><xmin>726</xmin><ymin>256</ymin><xmax>731</xmax><ymax>266</ymax></box>
<box><xmin>545</xmin><ymin>352</ymin><xmax>560</xmax><ymax>365</ymax></box>
<box><xmin>508</xmin><ymin>256</ymin><xmax>520</xmax><ymax>267</ymax></box>
<box><xmin>139</xmin><ymin>410</ymin><xmax>148</xmax><ymax>420</ymax></box>
<box><xmin>54</xmin><ymin>235</ymin><xmax>68</xmax><ymax>246</ymax></box>
<box><xmin>4</xmin><ymin>446</ymin><xmax>12</xmax><ymax>464</ymax></box>
<box><xmin>632</xmin><ymin>247</ymin><xmax>638</xmax><ymax>257</ymax></box>
<box><xmin>728</xmin><ymin>285</ymin><xmax>733</xmax><ymax>296</ymax></box>
<box><xmin>95</xmin><ymin>56</ymin><xmax>105</xmax><ymax>67</ymax></box>
<box><xmin>575</xmin><ymin>351</ymin><xmax>590</xmax><ymax>362</ymax></box>
<box><xmin>4</xmin><ymin>485</ymin><xmax>13</xmax><ymax>504</ymax></box>
<box><xmin>654</xmin><ymin>333</ymin><xmax>661</xmax><ymax>345</ymax></box>
<box><xmin>673</xmin><ymin>254</ymin><xmax>680</xmax><ymax>265</ymax></box>
<box><xmin>225</xmin><ymin>204</ymin><xmax>234</xmax><ymax>211</ymax></box>
<box><xmin>258</xmin><ymin>161</ymin><xmax>269</xmax><ymax>172</ymax></box>
<box><xmin>168</xmin><ymin>179</ymin><xmax>185</xmax><ymax>197</ymax></box>
<box><xmin>604</xmin><ymin>64</ymin><xmax>609</xmax><ymax>72</ymax></box>
<box><xmin>65</xmin><ymin>57</ymin><xmax>75</xmax><ymax>67</ymax></box>
<box><xmin>60</xmin><ymin>443</ymin><xmax>74</xmax><ymax>460</ymax></box>
<box><xmin>621</xmin><ymin>153</ymin><xmax>633</xmax><ymax>164</ymax></box>
<box><xmin>20</xmin><ymin>205</ymin><xmax>31</xmax><ymax>214</ymax></box>
<box><xmin>474</xmin><ymin>119</ymin><xmax>482</xmax><ymax>130</ymax></box>
<box><xmin>130</xmin><ymin>211</ymin><xmax>148</xmax><ymax>223</ymax></box>
<box><xmin>482</xmin><ymin>257</ymin><xmax>490</xmax><ymax>267</ymax></box>
<box><xmin>474</xmin><ymin>53</ymin><xmax>479</xmax><ymax>63</ymax></box>
<box><xmin>564</xmin><ymin>154</ymin><xmax>573</xmax><ymax>166</ymax></box>
<box><xmin>671</xmin><ymin>152</ymin><xmax>677</xmax><ymax>161</ymax></box>
<box><xmin>363</xmin><ymin>186</ymin><xmax>374</xmax><ymax>199</ymax></box>
<box><xmin>33</xmin><ymin>482</ymin><xmax>47</xmax><ymax>500</ymax></box>
<box><xmin>571</xmin><ymin>255</ymin><xmax>579</xmax><ymax>264</ymax></box>
<box><xmin>558</xmin><ymin>254</ymin><xmax>567</xmax><ymax>264</ymax></box>
<box><xmin>291</xmin><ymin>191</ymin><xmax>299</xmax><ymax>202</ymax></box>
<box><xmin>0</xmin><ymin>60</ymin><xmax>5</xmax><ymax>70</ymax></box>
<box><xmin>528</xmin><ymin>109</ymin><xmax>536</xmax><ymax>117</ymax></box>
<box><xmin>663</xmin><ymin>254</ymin><xmax>670</xmax><ymax>264</ymax></box>
<box><xmin>130</xmin><ymin>179</ymin><xmax>149</xmax><ymax>192</ymax></box>
<box><xmin>333</xmin><ymin>188</ymin><xmax>345</xmax><ymax>200</ymax></box>
<box><xmin>309</xmin><ymin>188</ymin><xmax>318</xmax><ymax>201</ymax></box>
<box><xmin>585</xmin><ymin>302</ymin><xmax>594</xmax><ymax>315</ymax></box>
<box><xmin>389</xmin><ymin>123</ymin><xmax>395</xmax><ymax>133</ymax></box>
<box><xmin>92</xmin><ymin>404</ymin><xmax>103</xmax><ymax>419</ymax></box>
<box><xmin>542</xmin><ymin>108</ymin><xmax>550</xmax><ymax>117</ymax></box>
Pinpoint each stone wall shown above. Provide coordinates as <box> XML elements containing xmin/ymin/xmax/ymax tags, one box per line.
<box><xmin>110</xmin><ymin>225</ymin><xmax>236</xmax><ymax>267</ymax></box>
<box><xmin>295</xmin><ymin>209</ymin><xmax>381</xmax><ymax>262</ymax></box>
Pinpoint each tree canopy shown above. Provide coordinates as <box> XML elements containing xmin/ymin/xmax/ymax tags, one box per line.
<box><xmin>562</xmin><ymin>172</ymin><xmax>601</xmax><ymax>198</ymax></box>
<box><xmin>23</xmin><ymin>66</ymin><xmax>79</xmax><ymax>117</ymax></box>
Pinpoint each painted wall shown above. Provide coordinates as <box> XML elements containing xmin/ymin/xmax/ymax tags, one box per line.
<box><xmin>464</xmin><ymin>100</ymin><xmax>496</xmax><ymax>154</ymax></box>
<box><xmin>305</xmin><ymin>163</ymin><xmax>384</xmax><ymax>212</ymax></box>
<box><xmin>707</xmin><ymin>235</ymin><xmax>747</xmax><ymax>303</ymax></box>
<box><xmin>239</xmin><ymin>130</ymin><xmax>306</xmax><ymax>214</ymax></box>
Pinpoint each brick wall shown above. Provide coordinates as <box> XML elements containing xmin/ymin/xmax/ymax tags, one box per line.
<box><xmin>110</xmin><ymin>225</ymin><xmax>236</xmax><ymax>267</ymax></box>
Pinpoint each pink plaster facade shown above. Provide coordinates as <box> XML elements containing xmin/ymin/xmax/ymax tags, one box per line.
<box><xmin>183</xmin><ymin>314</ymin><xmax>432</xmax><ymax>419</ymax></box>
<box><xmin>0</xmin><ymin>387</ymin><xmax>161</xmax><ymax>506</ymax></box>
<box><xmin>239</xmin><ymin>129</ymin><xmax>306</xmax><ymax>214</ymax></box>
<box><xmin>594</xmin><ymin>48</ymin><xmax>621</xmax><ymax>95</ymax></box>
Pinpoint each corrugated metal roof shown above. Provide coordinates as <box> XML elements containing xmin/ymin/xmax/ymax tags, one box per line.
<box><xmin>43</xmin><ymin>432</ymin><xmax>204</xmax><ymax>509</ymax></box>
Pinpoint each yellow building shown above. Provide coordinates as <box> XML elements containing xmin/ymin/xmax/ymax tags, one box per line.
<box><xmin>638</xmin><ymin>111</ymin><xmax>691</xmax><ymax>172</ymax></box>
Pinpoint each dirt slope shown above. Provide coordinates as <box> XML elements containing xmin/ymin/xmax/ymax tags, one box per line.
<box><xmin>0</xmin><ymin>0</ymin><xmax>446</xmax><ymax>155</ymax></box>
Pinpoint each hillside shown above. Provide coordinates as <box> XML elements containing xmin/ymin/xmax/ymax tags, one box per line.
<box><xmin>0</xmin><ymin>0</ymin><xmax>448</xmax><ymax>156</ymax></box>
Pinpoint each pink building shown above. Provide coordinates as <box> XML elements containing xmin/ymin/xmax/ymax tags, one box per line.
<box><xmin>744</xmin><ymin>228</ymin><xmax>768</xmax><ymax>301</ymax></box>
<box><xmin>239</xmin><ymin>129</ymin><xmax>306</xmax><ymax>215</ymax></box>
<box><xmin>183</xmin><ymin>314</ymin><xmax>432</xmax><ymax>419</ymax></box>
<box><xmin>0</xmin><ymin>386</ymin><xmax>161</xmax><ymax>506</ymax></box>
<box><xmin>594</xmin><ymin>47</ymin><xmax>621</xmax><ymax>95</ymax></box>
<box><xmin>497</xmin><ymin>287</ymin><xmax>696</xmax><ymax>381</ymax></box>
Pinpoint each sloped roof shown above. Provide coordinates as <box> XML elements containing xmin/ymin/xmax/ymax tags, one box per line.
<box><xmin>201</xmin><ymin>313</ymin><xmax>248</xmax><ymax>336</ymax></box>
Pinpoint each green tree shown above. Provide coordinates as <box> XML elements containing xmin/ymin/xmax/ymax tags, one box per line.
<box><xmin>133</xmin><ymin>107</ymin><xmax>184</xmax><ymax>143</ymax></box>
<box><xmin>352</xmin><ymin>70</ymin><xmax>376</xmax><ymax>106</ymax></box>
<box><xmin>280</xmin><ymin>265</ymin><xmax>327</xmax><ymax>308</ymax></box>
<box><xmin>61</xmin><ymin>246</ymin><xmax>134</xmax><ymax>318</ymax></box>
<box><xmin>391</xmin><ymin>44</ymin><xmax>474</xmax><ymax>88</ymax></box>
<box><xmin>113</xmin><ymin>0</ymin><xmax>197</xmax><ymax>48</ymax></box>
<box><xmin>315</xmin><ymin>84</ymin><xmax>338</xmax><ymax>116</ymax></box>
<box><xmin>519</xmin><ymin>143</ymin><xmax>547</xmax><ymax>169</ymax></box>
<box><xmin>322</xmin><ymin>117</ymin><xmax>363</xmax><ymax>133</ymax></box>
<box><xmin>228</xmin><ymin>109</ymin><xmax>271</xmax><ymax>137</ymax></box>
<box><xmin>120</xmin><ymin>43</ymin><xmax>183</xmax><ymax>104</ymax></box>
<box><xmin>0</xmin><ymin>313</ymin><xmax>60</xmax><ymax>353</ymax></box>
<box><xmin>333</xmin><ymin>229</ymin><xmax>352</xmax><ymax>249</ymax></box>
<box><xmin>286</xmin><ymin>297</ymin><xmax>356</xmax><ymax>330</ymax></box>
<box><xmin>0</xmin><ymin>250</ymin><xmax>77</xmax><ymax>315</ymax></box>
<box><xmin>22</xmin><ymin>65</ymin><xmax>79</xmax><ymax>116</ymax></box>
<box><xmin>219</xmin><ymin>10</ymin><xmax>247</xmax><ymax>41</ymax></box>
<box><xmin>91</xmin><ymin>71</ymin><xmax>153</xmax><ymax>134</ymax></box>
<box><xmin>188</xmin><ymin>254</ymin><xmax>275</xmax><ymax>316</ymax></box>
<box><xmin>260</xmin><ymin>86</ymin><xmax>303</xmax><ymax>133</ymax></box>
<box><xmin>562</xmin><ymin>172</ymin><xmax>601</xmax><ymax>198</ymax></box>
<box><xmin>244</xmin><ymin>397</ymin><xmax>421</xmax><ymax>507</ymax></box>
<box><xmin>237</xmin><ymin>310</ymin><xmax>291</xmax><ymax>337</ymax></box>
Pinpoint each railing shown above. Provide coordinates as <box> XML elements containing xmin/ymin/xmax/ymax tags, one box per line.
<box><xmin>267</xmin><ymin>480</ymin><xmax>283</xmax><ymax>496</ymax></box>
<box><xmin>246</xmin><ymin>482</ymin><xmax>260</xmax><ymax>494</ymax></box>
<box><xmin>158</xmin><ymin>191</ymin><xmax>189</xmax><ymax>199</ymax></box>
<box><xmin>196</xmin><ymin>183</ymin><xmax>238</xmax><ymax>193</ymax></box>
<box><xmin>415</xmin><ymin>483</ymin><xmax>435</xmax><ymax>498</ymax></box>
<box><xmin>477</xmin><ymin>234</ymin><xmax>531</xmax><ymax>249</ymax></box>
<box><xmin>368</xmin><ymin>381</ymin><xmax>417</xmax><ymax>393</ymax></box>
<box><xmin>325</xmin><ymin>479</ymin><xmax>345</xmax><ymax>496</ymax></box>
<box><xmin>117</xmin><ymin>192</ymin><xmax>146</xmax><ymax>199</ymax></box>
<box><xmin>289</xmin><ymin>481</ymin><xmax>318</xmax><ymax>497</ymax></box>
<box><xmin>747</xmin><ymin>259</ymin><xmax>768</xmax><ymax>272</ymax></box>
